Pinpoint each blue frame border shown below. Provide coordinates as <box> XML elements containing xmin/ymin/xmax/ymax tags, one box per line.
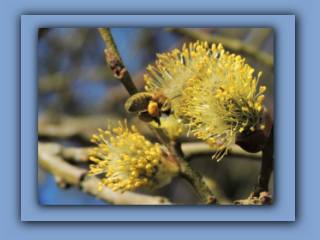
<box><xmin>22</xmin><ymin>15</ymin><xmax>295</xmax><ymax>221</ymax></box>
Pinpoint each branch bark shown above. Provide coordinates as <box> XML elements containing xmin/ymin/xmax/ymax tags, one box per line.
<box><xmin>98</xmin><ymin>28</ymin><xmax>138</xmax><ymax>95</ymax></box>
<box><xmin>166</xmin><ymin>140</ymin><xmax>220</xmax><ymax>205</ymax></box>
<box><xmin>252</xmin><ymin>124</ymin><xmax>274</xmax><ymax>196</ymax></box>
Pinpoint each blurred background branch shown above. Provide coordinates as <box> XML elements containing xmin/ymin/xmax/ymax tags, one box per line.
<box><xmin>38</xmin><ymin>141</ymin><xmax>262</xmax><ymax>163</ymax></box>
<box><xmin>165</xmin><ymin>28</ymin><xmax>274</xmax><ymax>68</ymax></box>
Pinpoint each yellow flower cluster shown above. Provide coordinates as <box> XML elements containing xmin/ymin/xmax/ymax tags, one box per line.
<box><xmin>179</xmin><ymin>42</ymin><xmax>266</xmax><ymax>161</ymax></box>
<box><xmin>88</xmin><ymin>119</ymin><xmax>180</xmax><ymax>193</ymax></box>
<box><xmin>144</xmin><ymin>40</ymin><xmax>266</xmax><ymax>161</ymax></box>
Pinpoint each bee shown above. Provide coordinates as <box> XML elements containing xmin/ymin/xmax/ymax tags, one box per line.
<box><xmin>125</xmin><ymin>92</ymin><xmax>181</xmax><ymax>126</ymax></box>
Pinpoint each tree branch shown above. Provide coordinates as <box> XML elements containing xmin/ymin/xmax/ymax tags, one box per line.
<box><xmin>98</xmin><ymin>28</ymin><xmax>138</xmax><ymax>95</ymax></box>
<box><xmin>251</xmin><ymin>124</ymin><xmax>274</xmax><ymax>196</ymax></box>
<box><xmin>166</xmin><ymin>140</ymin><xmax>220</xmax><ymax>205</ymax></box>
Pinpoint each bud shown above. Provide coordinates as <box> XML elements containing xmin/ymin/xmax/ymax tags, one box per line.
<box><xmin>235</xmin><ymin>107</ymin><xmax>273</xmax><ymax>153</ymax></box>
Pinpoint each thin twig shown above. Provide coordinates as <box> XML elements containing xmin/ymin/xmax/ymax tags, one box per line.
<box><xmin>166</xmin><ymin>28</ymin><xmax>274</xmax><ymax>68</ymax></box>
<box><xmin>38</xmin><ymin>142</ymin><xmax>172</xmax><ymax>204</ymax></box>
<box><xmin>98</xmin><ymin>28</ymin><xmax>138</xmax><ymax>95</ymax></box>
<box><xmin>166</xmin><ymin>140</ymin><xmax>220</xmax><ymax>205</ymax></box>
<box><xmin>98</xmin><ymin>28</ymin><xmax>123</xmax><ymax>63</ymax></box>
<box><xmin>252</xmin><ymin>124</ymin><xmax>274</xmax><ymax>196</ymax></box>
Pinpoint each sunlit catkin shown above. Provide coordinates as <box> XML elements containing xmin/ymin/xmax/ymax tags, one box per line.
<box><xmin>179</xmin><ymin>42</ymin><xmax>267</xmax><ymax>161</ymax></box>
<box><xmin>88</xmin><ymin>119</ymin><xmax>180</xmax><ymax>193</ymax></box>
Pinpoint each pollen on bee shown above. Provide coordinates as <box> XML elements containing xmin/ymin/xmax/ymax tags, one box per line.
<box><xmin>148</xmin><ymin>101</ymin><xmax>160</xmax><ymax>117</ymax></box>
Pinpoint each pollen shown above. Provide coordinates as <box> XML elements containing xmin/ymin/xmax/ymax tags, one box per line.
<box><xmin>148</xmin><ymin>101</ymin><xmax>160</xmax><ymax>117</ymax></box>
<box><xmin>88</xmin><ymin>119</ymin><xmax>180</xmax><ymax>194</ymax></box>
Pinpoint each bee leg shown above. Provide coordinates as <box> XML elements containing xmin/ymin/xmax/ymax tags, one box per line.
<box><xmin>138</xmin><ymin>111</ymin><xmax>154</xmax><ymax>123</ymax></box>
<box><xmin>153</xmin><ymin>117</ymin><xmax>161</xmax><ymax>127</ymax></box>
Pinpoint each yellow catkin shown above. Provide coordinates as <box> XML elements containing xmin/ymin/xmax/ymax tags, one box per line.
<box><xmin>140</xmin><ymin>41</ymin><xmax>267</xmax><ymax>162</ymax></box>
<box><xmin>88</xmin><ymin>120</ymin><xmax>180</xmax><ymax>193</ymax></box>
<box><xmin>169</xmin><ymin>42</ymin><xmax>268</xmax><ymax>161</ymax></box>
